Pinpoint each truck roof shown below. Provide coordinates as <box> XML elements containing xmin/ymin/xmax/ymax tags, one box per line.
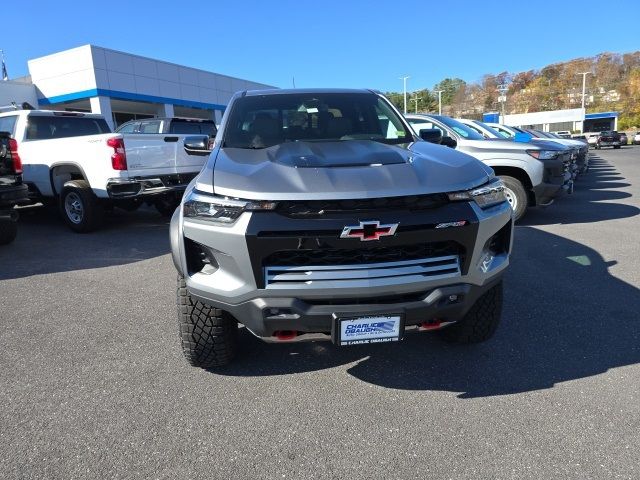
<box><xmin>242</xmin><ymin>88</ymin><xmax>376</xmax><ymax>96</ymax></box>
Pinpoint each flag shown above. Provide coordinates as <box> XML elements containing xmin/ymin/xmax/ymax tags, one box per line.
<box><xmin>1</xmin><ymin>57</ymin><xmax>7</xmax><ymax>81</ymax></box>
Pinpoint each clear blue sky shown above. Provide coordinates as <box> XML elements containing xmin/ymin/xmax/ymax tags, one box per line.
<box><xmin>3</xmin><ymin>0</ymin><xmax>639</xmax><ymax>92</ymax></box>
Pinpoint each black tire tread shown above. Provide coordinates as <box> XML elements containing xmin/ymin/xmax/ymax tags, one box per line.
<box><xmin>0</xmin><ymin>219</ymin><xmax>18</xmax><ymax>245</ymax></box>
<box><xmin>176</xmin><ymin>276</ymin><xmax>237</xmax><ymax>368</ymax></box>
<box><xmin>439</xmin><ymin>282</ymin><xmax>503</xmax><ymax>344</ymax></box>
<box><xmin>59</xmin><ymin>180</ymin><xmax>103</xmax><ymax>233</ymax></box>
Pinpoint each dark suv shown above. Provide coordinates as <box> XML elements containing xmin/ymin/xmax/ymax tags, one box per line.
<box><xmin>0</xmin><ymin>132</ymin><xmax>29</xmax><ymax>244</ymax></box>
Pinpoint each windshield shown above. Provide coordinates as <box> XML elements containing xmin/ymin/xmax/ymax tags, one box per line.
<box><xmin>473</xmin><ymin>120</ymin><xmax>504</xmax><ymax>139</ymax></box>
<box><xmin>431</xmin><ymin>115</ymin><xmax>485</xmax><ymax>140</ymax></box>
<box><xmin>222</xmin><ymin>93</ymin><xmax>412</xmax><ymax>149</ymax></box>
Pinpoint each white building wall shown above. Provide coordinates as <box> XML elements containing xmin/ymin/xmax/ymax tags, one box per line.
<box><xmin>27</xmin><ymin>45</ymin><xmax>274</xmax><ymax>111</ymax></box>
<box><xmin>504</xmin><ymin>108</ymin><xmax>585</xmax><ymax>131</ymax></box>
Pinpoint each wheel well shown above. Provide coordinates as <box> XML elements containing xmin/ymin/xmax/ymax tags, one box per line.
<box><xmin>50</xmin><ymin>165</ymin><xmax>86</xmax><ymax>196</ymax></box>
<box><xmin>491</xmin><ymin>167</ymin><xmax>534</xmax><ymax>206</ymax></box>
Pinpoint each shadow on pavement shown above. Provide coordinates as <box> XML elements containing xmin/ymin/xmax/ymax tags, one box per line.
<box><xmin>519</xmin><ymin>154</ymin><xmax>639</xmax><ymax>226</ymax></box>
<box><xmin>215</xmin><ymin>224</ymin><xmax>640</xmax><ymax>398</ymax></box>
<box><xmin>0</xmin><ymin>205</ymin><xmax>170</xmax><ymax>280</ymax></box>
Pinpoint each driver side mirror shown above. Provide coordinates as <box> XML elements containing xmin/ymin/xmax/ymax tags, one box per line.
<box><xmin>440</xmin><ymin>136</ymin><xmax>457</xmax><ymax>148</ymax></box>
<box><xmin>419</xmin><ymin>128</ymin><xmax>443</xmax><ymax>144</ymax></box>
<box><xmin>184</xmin><ymin>135</ymin><xmax>211</xmax><ymax>156</ymax></box>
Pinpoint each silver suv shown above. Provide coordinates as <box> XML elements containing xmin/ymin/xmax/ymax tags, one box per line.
<box><xmin>171</xmin><ymin>89</ymin><xmax>513</xmax><ymax>368</ymax></box>
<box><xmin>405</xmin><ymin>115</ymin><xmax>573</xmax><ymax>220</ymax></box>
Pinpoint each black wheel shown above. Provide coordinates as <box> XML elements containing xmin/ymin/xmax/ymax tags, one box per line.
<box><xmin>0</xmin><ymin>219</ymin><xmax>18</xmax><ymax>245</ymax></box>
<box><xmin>155</xmin><ymin>194</ymin><xmax>180</xmax><ymax>217</ymax></box>
<box><xmin>59</xmin><ymin>180</ymin><xmax>103</xmax><ymax>233</ymax></box>
<box><xmin>438</xmin><ymin>282</ymin><xmax>503</xmax><ymax>344</ymax></box>
<box><xmin>614</xmin><ymin>145</ymin><xmax>621</xmax><ymax>149</ymax></box>
<box><xmin>499</xmin><ymin>175</ymin><xmax>527</xmax><ymax>221</ymax></box>
<box><xmin>177</xmin><ymin>276</ymin><xmax>238</xmax><ymax>368</ymax></box>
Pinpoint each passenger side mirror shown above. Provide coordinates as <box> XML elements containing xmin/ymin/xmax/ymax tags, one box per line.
<box><xmin>184</xmin><ymin>135</ymin><xmax>211</xmax><ymax>155</ymax></box>
<box><xmin>440</xmin><ymin>136</ymin><xmax>457</xmax><ymax>148</ymax></box>
<box><xmin>419</xmin><ymin>128</ymin><xmax>443</xmax><ymax>144</ymax></box>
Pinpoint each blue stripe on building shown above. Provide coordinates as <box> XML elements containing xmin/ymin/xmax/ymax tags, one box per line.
<box><xmin>38</xmin><ymin>88</ymin><xmax>227</xmax><ymax>111</ymax></box>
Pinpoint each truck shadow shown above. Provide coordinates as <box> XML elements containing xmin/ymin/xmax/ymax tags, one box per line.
<box><xmin>519</xmin><ymin>154</ymin><xmax>639</xmax><ymax>226</ymax></box>
<box><xmin>0</xmin><ymin>205</ymin><xmax>170</xmax><ymax>280</ymax></box>
<box><xmin>217</xmin><ymin>225</ymin><xmax>640</xmax><ymax>399</ymax></box>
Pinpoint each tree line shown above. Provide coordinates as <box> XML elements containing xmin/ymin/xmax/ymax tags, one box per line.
<box><xmin>384</xmin><ymin>51</ymin><xmax>640</xmax><ymax>130</ymax></box>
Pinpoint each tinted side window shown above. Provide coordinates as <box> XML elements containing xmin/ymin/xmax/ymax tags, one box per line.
<box><xmin>170</xmin><ymin>121</ymin><xmax>217</xmax><ymax>136</ymax></box>
<box><xmin>138</xmin><ymin>120</ymin><xmax>161</xmax><ymax>134</ymax></box>
<box><xmin>0</xmin><ymin>116</ymin><xmax>18</xmax><ymax>136</ymax></box>
<box><xmin>26</xmin><ymin>116</ymin><xmax>111</xmax><ymax>140</ymax></box>
<box><xmin>116</xmin><ymin>122</ymin><xmax>139</xmax><ymax>134</ymax></box>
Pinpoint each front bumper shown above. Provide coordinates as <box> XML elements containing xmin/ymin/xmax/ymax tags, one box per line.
<box><xmin>532</xmin><ymin>155</ymin><xmax>573</xmax><ymax>206</ymax></box>
<box><xmin>106</xmin><ymin>173</ymin><xmax>197</xmax><ymax>199</ymax></box>
<box><xmin>173</xmin><ymin>197</ymin><xmax>513</xmax><ymax>339</ymax></box>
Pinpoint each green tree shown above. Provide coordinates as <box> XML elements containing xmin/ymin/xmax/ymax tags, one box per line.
<box><xmin>433</xmin><ymin>78</ymin><xmax>466</xmax><ymax>106</ymax></box>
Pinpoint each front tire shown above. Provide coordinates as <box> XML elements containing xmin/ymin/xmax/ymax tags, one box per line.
<box><xmin>499</xmin><ymin>175</ymin><xmax>527</xmax><ymax>221</ymax></box>
<box><xmin>438</xmin><ymin>281</ymin><xmax>503</xmax><ymax>343</ymax></box>
<box><xmin>177</xmin><ymin>276</ymin><xmax>238</xmax><ymax>368</ymax></box>
<box><xmin>59</xmin><ymin>180</ymin><xmax>103</xmax><ymax>233</ymax></box>
<box><xmin>0</xmin><ymin>219</ymin><xmax>18</xmax><ymax>245</ymax></box>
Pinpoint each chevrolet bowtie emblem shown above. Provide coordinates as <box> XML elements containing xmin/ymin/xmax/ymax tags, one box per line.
<box><xmin>340</xmin><ymin>221</ymin><xmax>399</xmax><ymax>241</ymax></box>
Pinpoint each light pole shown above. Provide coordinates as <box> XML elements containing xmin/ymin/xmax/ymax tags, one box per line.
<box><xmin>436</xmin><ymin>90</ymin><xmax>444</xmax><ymax>115</ymax></box>
<box><xmin>577</xmin><ymin>72</ymin><xmax>590</xmax><ymax>110</ymax></box>
<box><xmin>399</xmin><ymin>76</ymin><xmax>410</xmax><ymax>114</ymax></box>
<box><xmin>412</xmin><ymin>93</ymin><xmax>422</xmax><ymax>114</ymax></box>
<box><xmin>497</xmin><ymin>83</ymin><xmax>509</xmax><ymax>123</ymax></box>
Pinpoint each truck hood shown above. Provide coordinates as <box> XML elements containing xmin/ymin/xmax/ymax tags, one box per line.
<box><xmin>196</xmin><ymin>140</ymin><xmax>492</xmax><ymax>200</ymax></box>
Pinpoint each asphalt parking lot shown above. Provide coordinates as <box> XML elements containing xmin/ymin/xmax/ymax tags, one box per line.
<box><xmin>1</xmin><ymin>147</ymin><xmax>639</xmax><ymax>479</ymax></box>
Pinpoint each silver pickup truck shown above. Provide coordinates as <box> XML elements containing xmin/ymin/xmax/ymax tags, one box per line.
<box><xmin>115</xmin><ymin>117</ymin><xmax>216</xmax><ymax>215</ymax></box>
<box><xmin>170</xmin><ymin>88</ymin><xmax>513</xmax><ymax>368</ymax></box>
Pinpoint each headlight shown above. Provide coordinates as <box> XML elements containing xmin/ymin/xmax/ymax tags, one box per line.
<box><xmin>527</xmin><ymin>149</ymin><xmax>559</xmax><ymax>160</ymax></box>
<box><xmin>183</xmin><ymin>190</ymin><xmax>277</xmax><ymax>224</ymax></box>
<box><xmin>448</xmin><ymin>177</ymin><xmax>506</xmax><ymax>209</ymax></box>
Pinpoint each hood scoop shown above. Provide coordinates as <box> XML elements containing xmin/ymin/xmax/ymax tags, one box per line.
<box><xmin>265</xmin><ymin>140</ymin><xmax>409</xmax><ymax>168</ymax></box>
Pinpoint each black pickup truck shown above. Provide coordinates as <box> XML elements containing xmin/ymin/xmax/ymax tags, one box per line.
<box><xmin>0</xmin><ymin>131</ymin><xmax>29</xmax><ymax>244</ymax></box>
<box><xmin>595</xmin><ymin>131</ymin><xmax>621</xmax><ymax>149</ymax></box>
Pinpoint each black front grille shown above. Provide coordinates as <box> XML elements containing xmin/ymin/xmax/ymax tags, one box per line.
<box><xmin>276</xmin><ymin>194</ymin><xmax>449</xmax><ymax>218</ymax></box>
<box><xmin>263</xmin><ymin>241</ymin><xmax>463</xmax><ymax>268</ymax></box>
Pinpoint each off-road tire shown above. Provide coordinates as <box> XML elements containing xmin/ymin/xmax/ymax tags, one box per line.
<box><xmin>59</xmin><ymin>180</ymin><xmax>103</xmax><ymax>233</ymax></box>
<box><xmin>177</xmin><ymin>276</ymin><xmax>238</xmax><ymax>368</ymax></box>
<box><xmin>0</xmin><ymin>219</ymin><xmax>18</xmax><ymax>245</ymax></box>
<box><xmin>499</xmin><ymin>175</ymin><xmax>527</xmax><ymax>221</ymax></box>
<box><xmin>438</xmin><ymin>281</ymin><xmax>503</xmax><ymax>344</ymax></box>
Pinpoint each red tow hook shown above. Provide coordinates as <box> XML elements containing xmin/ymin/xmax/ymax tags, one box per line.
<box><xmin>419</xmin><ymin>320</ymin><xmax>442</xmax><ymax>331</ymax></box>
<box><xmin>274</xmin><ymin>330</ymin><xmax>298</xmax><ymax>341</ymax></box>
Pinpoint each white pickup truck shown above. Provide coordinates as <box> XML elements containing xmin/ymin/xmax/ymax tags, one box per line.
<box><xmin>0</xmin><ymin>109</ymin><xmax>211</xmax><ymax>232</ymax></box>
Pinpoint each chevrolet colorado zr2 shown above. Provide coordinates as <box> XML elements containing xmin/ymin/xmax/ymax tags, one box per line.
<box><xmin>170</xmin><ymin>89</ymin><xmax>513</xmax><ymax>368</ymax></box>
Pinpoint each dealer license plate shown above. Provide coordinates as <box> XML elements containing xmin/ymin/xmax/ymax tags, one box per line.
<box><xmin>335</xmin><ymin>315</ymin><xmax>403</xmax><ymax>346</ymax></box>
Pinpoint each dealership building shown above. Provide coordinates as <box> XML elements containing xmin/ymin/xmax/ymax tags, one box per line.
<box><xmin>483</xmin><ymin>108</ymin><xmax>619</xmax><ymax>133</ymax></box>
<box><xmin>1</xmin><ymin>44</ymin><xmax>275</xmax><ymax>129</ymax></box>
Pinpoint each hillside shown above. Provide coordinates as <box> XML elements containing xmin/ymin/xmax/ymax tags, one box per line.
<box><xmin>385</xmin><ymin>51</ymin><xmax>640</xmax><ymax>129</ymax></box>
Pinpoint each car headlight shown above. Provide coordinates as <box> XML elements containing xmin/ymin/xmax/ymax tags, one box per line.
<box><xmin>448</xmin><ymin>177</ymin><xmax>506</xmax><ymax>209</ymax></box>
<box><xmin>183</xmin><ymin>190</ymin><xmax>277</xmax><ymax>224</ymax></box>
<box><xmin>526</xmin><ymin>149</ymin><xmax>559</xmax><ymax>160</ymax></box>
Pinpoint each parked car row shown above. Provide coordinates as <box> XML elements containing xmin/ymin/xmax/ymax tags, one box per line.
<box><xmin>403</xmin><ymin>115</ymin><xmax>580</xmax><ymax>221</ymax></box>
